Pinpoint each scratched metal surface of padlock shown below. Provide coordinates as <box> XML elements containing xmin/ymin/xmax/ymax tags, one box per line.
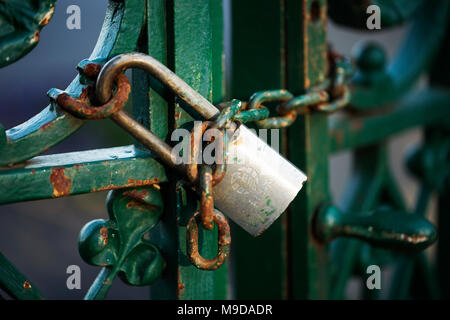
<box><xmin>213</xmin><ymin>124</ymin><xmax>307</xmax><ymax>236</ymax></box>
<box><xmin>95</xmin><ymin>53</ymin><xmax>307</xmax><ymax>237</ymax></box>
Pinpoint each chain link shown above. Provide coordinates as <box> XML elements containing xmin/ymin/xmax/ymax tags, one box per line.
<box><xmin>218</xmin><ymin>52</ymin><xmax>353</xmax><ymax>129</ymax></box>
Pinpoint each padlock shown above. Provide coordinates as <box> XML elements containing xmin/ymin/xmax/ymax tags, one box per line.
<box><xmin>95</xmin><ymin>53</ymin><xmax>307</xmax><ymax>236</ymax></box>
<box><xmin>213</xmin><ymin>124</ymin><xmax>306</xmax><ymax>236</ymax></box>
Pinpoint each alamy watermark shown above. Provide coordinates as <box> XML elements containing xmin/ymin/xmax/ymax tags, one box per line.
<box><xmin>66</xmin><ymin>264</ymin><xmax>81</xmax><ymax>290</ymax></box>
<box><xmin>366</xmin><ymin>264</ymin><xmax>381</xmax><ymax>290</ymax></box>
<box><xmin>66</xmin><ymin>5</ymin><xmax>81</xmax><ymax>30</ymax></box>
<box><xmin>366</xmin><ymin>5</ymin><xmax>381</xmax><ymax>30</ymax></box>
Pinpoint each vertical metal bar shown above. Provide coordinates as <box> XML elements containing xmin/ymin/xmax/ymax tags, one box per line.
<box><xmin>147</xmin><ymin>0</ymin><xmax>169</xmax><ymax>141</ymax></box>
<box><xmin>148</xmin><ymin>0</ymin><xmax>229</xmax><ymax>299</ymax></box>
<box><xmin>143</xmin><ymin>0</ymin><xmax>175</xmax><ymax>300</ymax></box>
<box><xmin>149</xmin><ymin>0</ymin><xmax>227</xmax><ymax>300</ymax></box>
<box><xmin>209</xmin><ymin>0</ymin><xmax>229</xmax><ymax>300</ymax></box>
<box><xmin>286</xmin><ymin>0</ymin><xmax>329</xmax><ymax>299</ymax></box>
<box><xmin>171</xmin><ymin>0</ymin><xmax>227</xmax><ymax>300</ymax></box>
<box><xmin>330</xmin><ymin>144</ymin><xmax>389</xmax><ymax>299</ymax></box>
<box><xmin>131</xmin><ymin>0</ymin><xmax>169</xmax><ymax>142</ymax></box>
<box><xmin>231</xmin><ymin>0</ymin><xmax>288</xmax><ymax>299</ymax></box>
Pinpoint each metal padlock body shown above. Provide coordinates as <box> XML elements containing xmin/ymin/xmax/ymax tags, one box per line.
<box><xmin>213</xmin><ymin>124</ymin><xmax>307</xmax><ymax>236</ymax></box>
<box><xmin>96</xmin><ymin>53</ymin><xmax>307</xmax><ymax>237</ymax></box>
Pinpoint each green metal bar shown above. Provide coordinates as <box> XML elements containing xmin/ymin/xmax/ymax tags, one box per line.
<box><xmin>209</xmin><ymin>0</ymin><xmax>228</xmax><ymax>300</ymax></box>
<box><xmin>0</xmin><ymin>252</ymin><xmax>43</xmax><ymax>300</ymax></box>
<box><xmin>287</xmin><ymin>0</ymin><xmax>330</xmax><ymax>299</ymax></box>
<box><xmin>329</xmin><ymin>89</ymin><xmax>450</xmax><ymax>153</ymax></box>
<box><xmin>174</xmin><ymin>0</ymin><xmax>228</xmax><ymax>300</ymax></box>
<box><xmin>0</xmin><ymin>146</ymin><xmax>166</xmax><ymax>204</ymax></box>
<box><xmin>329</xmin><ymin>145</ymin><xmax>387</xmax><ymax>299</ymax></box>
<box><xmin>231</xmin><ymin>0</ymin><xmax>288</xmax><ymax>300</ymax></box>
<box><xmin>147</xmin><ymin>0</ymin><xmax>169</xmax><ymax>141</ymax></box>
<box><xmin>150</xmin><ymin>0</ymin><xmax>228</xmax><ymax>300</ymax></box>
<box><xmin>84</xmin><ymin>267</ymin><xmax>116</xmax><ymax>300</ymax></box>
<box><xmin>131</xmin><ymin>0</ymin><xmax>170</xmax><ymax>143</ymax></box>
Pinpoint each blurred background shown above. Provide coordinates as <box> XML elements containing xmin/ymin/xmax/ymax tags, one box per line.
<box><xmin>0</xmin><ymin>1</ymin><xmax>427</xmax><ymax>299</ymax></box>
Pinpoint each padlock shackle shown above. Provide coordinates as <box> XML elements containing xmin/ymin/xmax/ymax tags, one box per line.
<box><xmin>110</xmin><ymin>110</ymin><xmax>180</xmax><ymax>169</ymax></box>
<box><xmin>96</xmin><ymin>52</ymin><xmax>220</xmax><ymax>119</ymax></box>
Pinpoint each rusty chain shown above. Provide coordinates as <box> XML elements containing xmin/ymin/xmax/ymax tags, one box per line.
<box><xmin>218</xmin><ymin>52</ymin><xmax>353</xmax><ymax>129</ymax></box>
<box><xmin>50</xmin><ymin>50</ymin><xmax>352</xmax><ymax>271</ymax></box>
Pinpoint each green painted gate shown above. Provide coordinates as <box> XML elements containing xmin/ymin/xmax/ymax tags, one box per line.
<box><xmin>0</xmin><ymin>0</ymin><xmax>449</xmax><ymax>300</ymax></box>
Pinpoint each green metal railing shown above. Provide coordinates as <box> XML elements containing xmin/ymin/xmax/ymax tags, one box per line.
<box><xmin>0</xmin><ymin>0</ymin><xmax>449</xmax><ymax>300</ymax></box>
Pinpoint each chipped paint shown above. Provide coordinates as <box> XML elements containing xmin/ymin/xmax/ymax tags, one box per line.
<box><xmin>126</xmin><ymin>199</ymin><xmax>158</xmax><ymax>211</ymax></box>
<box><xmin>23</xmin><ymin>281</ymin><xmax>31</xmax><ymax>290</ymax></box>
<box><xmin>122</xmin><ymin>189</ymin><xmax>149</xmax><ymax>201</ymax></box>
<box><xmin>39</xmin><ymin>6</ymin><xmax>55</xmax><ymax>26</ymax></box>
<box><xmin>100</xmin><ymin>226</ymin><xmax>108</xmax><ymax>245</ymax></box>
<box><xmin>83</xmin><ymin>63</ymin><xmax>103</xmax><ymax>78</ymax></box>
<box><xmin>31</xmin><ymin>30</ymin><xmax>40</xmax><ymax>44</ymax></box>
<box><xmin>91</xmin><ymin>178</ymin><xmax>159</xmax><ymax>193</ymax></box>
<box><xmin>40</xmin><ymin>122</ymin><xmax>52</xmax><ymax>130</ymax></box>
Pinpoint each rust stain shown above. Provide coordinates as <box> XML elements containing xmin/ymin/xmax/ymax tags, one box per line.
<box><xmin>303</xmin><ymin>2</ymin><xmax>310</xmax><ymax>90</ymax></box>
<box><xmin>50</xmin><ymin>168</ymin><xmax>71</xmax><ymax>197</ymax></box>
<box><xmin>100</xmin><ymin>226</ymin><xmax>108</xmax><ymax>245</ymax></box>
<box><xmin>126</xmin><ymin>200</ymin><xmax>158</xmax><ymax>211</ymax></box>
<box><xmin>30</xmin><ymin>170</ymin><xmax>36</xmax><ymax>175</ymax></box>
<box><xmin>177</xmin><ymin>283</ymin><xmax>185</xmax><ymax>296</ymax></box>
<box><xmin>31</xmin><ymin>31</ymin><xmax>40</xmax><ymax>44</ymax></box>
<box><xmin>74</xmin><ymin>164</ymin><xmax>84</xmax><ymax>169</ymax></box>
<box><xmin>40</xmin><ymin>122</ymin><xmax>52</xmax><ymax>130</ymax></box>
<box><xmin>126</xmin><ymin>178</ymin><xmax>159</xmax><ymax>186</ymax></box>
<box><xmin>83</xmin><ymin>63</ymin><xmax>102</xmax><ymax>78</ymax></box>
<box><xmin>56</xmin><ymin>75</ymin><xmax>130</xmax><ymax>121</ymax></box>
<box><xmin>123</xmin><ymin>189</ymin><xmax>149</xmax><ymax>202</ymax></box>
<box><xmin>201</xmin><ymin>172</ymin><xmax>214</xmax><ymax>230</ymax></box>
<box><xmin>177</xmin><ymin>267</ymin><xmax>184</xmax><ymax>298</ymax></box>
<box><xmin>23</xmin><ymin>281</ymin><xmax>31</xmax><ymax>290</ymax></box>
<box><xmin>91</xmin><ymin>184</ymin><xmax>119</xmax><ymax>192</ymax></box>
<box><xmin>39</xmin><ymin>7</ymin><xmax>55</xmax><ymax>26</ymax></box>
<box><xmin>90</xmin><ymin>178</ymin><xmax>159</xmax><ymax>193</ymax></box>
